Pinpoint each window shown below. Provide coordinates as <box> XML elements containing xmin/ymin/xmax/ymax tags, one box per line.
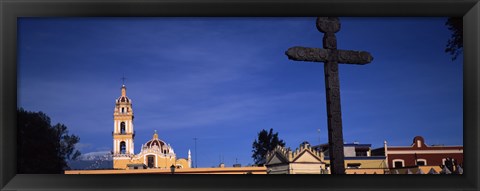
<box><xmin>394</xmin><ymin>161</ymin><xmax>403</xmax><ymax>168</ymax></box>
<box><xmin>416</xmin><ymin>159</ymin><xmax>427</xmax><ymax>166</ymax></box>
<box><xmin>392</xmin><ymin>159</ymin><xmax>405</xmax><ymax>168</ymax></box>
<box><xmin>120</xmin><ymin>122</ymin><xmax>126</xmax><ymax>134</ymax></box>
<box><xmin>355</xmin><ymin>148</ymin><xmax>369</xmax><ymax>157</ymax></box>
<box><xmin>347</xmin><ymin>163</ymin><xmax>361</xmax><ymax>169</ymax></box>
<box><xmin>355</xmin><ymin>151</ymin><xmax>368</xmax><ymax>156</ymax></box>
<box><xmin>147</xmin><ymin>155</ymin><xmax>155</xmax><ymax>168</ymax></box>
<box><xmin>120</xmin><ymin>141</ymin><xmax>126</xmax><ymax>154</ymax></box>
<box><xmin>121</xmin><ymin>107</ymin><xmax>125</xmax><ymax>113</ymax></box>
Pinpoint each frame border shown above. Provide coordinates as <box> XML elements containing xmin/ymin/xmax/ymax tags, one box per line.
<box><xmin>1</xmin><ymin>0</ymin><xmax>479</xmax><ymax>191</ymax></box>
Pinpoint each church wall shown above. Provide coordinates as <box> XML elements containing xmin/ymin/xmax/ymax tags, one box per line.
<box><xmin>158</xmin><ymin>156</ymin><xmax>175</xmax><ymax>168</ymax></box>
<box><xmin>113</xmin><ymin>159</ymin><xmax>131</xmax><ymax>169</ymax></box>
<box><xmin>131</xmin><ymin>154</ymin><xmax>190</xmax><ymax>169</ymax></box>
<box><xmin>114</xmin><ymin>155</ymin><xmax>190</xmax><ymax>170</ymax></box>
<box><xmin>175</xmin><ymin>158</ymin><xmax>189</xmax><ymax>168</ymax></box>
<box><xmin>290</xmin><ymin>163</ymin><xmax>325</xmax><ymax>174</ymax></box>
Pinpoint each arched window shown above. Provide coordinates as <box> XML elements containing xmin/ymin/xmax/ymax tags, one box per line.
<box><xmin>120</xmin><ymin>122</ymin><xmax>126</xmax><ymax>134</ymax></box>
<box><xmin>392</xmin><ymin>159</ymin><xmax>405</xmax><ymax>168</ymax></box>
<box><xmin>121</xmin><ymin>107</ymin><xmax>125</xmax><ymax>113</ymax></box>
<box><xmin>416</xmin><ymin>159</ymin><xmax>427</xmax><ymax>166</ymax></box>
<box><xmin>442</xmin><ymin>158</ymin><xmax>447</xmax><ymax>165</ymax></box>
<box><xmin>120</xmin><ymin>141</ymin><xmax>126</xmax><ymax>154</ymax></box>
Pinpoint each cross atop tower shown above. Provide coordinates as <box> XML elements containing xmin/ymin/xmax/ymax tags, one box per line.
<box><xmin>121</xmin><ymin>74</ymin><xmax>127</xmax><ymax>86</ymax></box>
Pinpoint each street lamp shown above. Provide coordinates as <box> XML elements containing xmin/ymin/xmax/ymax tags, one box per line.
<box><xmin>170</xmin><ymin>164</ymin><xmax>176</xmax><ymax>174</ymax></box>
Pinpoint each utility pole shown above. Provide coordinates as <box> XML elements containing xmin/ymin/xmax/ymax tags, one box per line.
<box><xmin>193</xmin><ymin>137</ymin><xmax>198</xmax><ymax>168</ymax></box>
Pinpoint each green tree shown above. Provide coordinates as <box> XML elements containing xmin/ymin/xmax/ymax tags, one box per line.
<box><xmin>251</xmin><ymin>128</ymin><xmax>285</xmax><ymax>166</ymax></box>
<box><xmin>445</xmin><ymin>17</ymin><xmax>463</xmax><ymax>61</ymax></box>
<box><xmin>17</xmin><ymin>108</ymin><xmax>81</xmax><ymax>173</ymax></box>
<box><xmin>53</xmin><ymin>123</ymin><xmax>81</xmax><ymax>161</ymax></box>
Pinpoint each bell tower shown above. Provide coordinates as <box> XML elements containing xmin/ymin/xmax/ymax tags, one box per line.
<box><xmin>113</xmin><ymin>84</ymin><xmax>135</xmax><ymax>165</ymax></box>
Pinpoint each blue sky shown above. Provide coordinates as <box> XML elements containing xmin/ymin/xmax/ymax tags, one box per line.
<box><xmin>18</xmin><ymin>17</ymin><xmax>463</xmax><ymax>168</ymax></box>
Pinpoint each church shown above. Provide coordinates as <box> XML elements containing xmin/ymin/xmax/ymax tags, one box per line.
<box><xmin>112</xmin><ymin>84</ymin><xmax>191</xmax><ymax>169</ymax></box>
<box><xmin>265</xmin><ymin>142</ymin><xmax>327</xmax><ymax>174</ymax></box>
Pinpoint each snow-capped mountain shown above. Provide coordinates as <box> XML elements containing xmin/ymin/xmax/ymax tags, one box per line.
<box><xmin>76</xmin><ymin>151</ymin><xmax>112</xmax><ymax>161</ymax></box>
<box><xmin>68</xmin><ymin>151</ymin><xmax>113</xmax><ymax>170</ymax></box>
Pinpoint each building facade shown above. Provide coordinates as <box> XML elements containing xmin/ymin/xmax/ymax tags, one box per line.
<box><xmin>371</xmin><ymin>136</ymin><xmax>463</xmax><ymax>168</ymax></box>
<box><xmin>65</xmin><ymin>166</ymin><xmax>267</xmax><ymax>174</ymax></box>
<box><xmin>112</xmin><ymin>84</ymin><xmax>191</xmax><ymax>169</ymax></box>
<box><xmin>265</xmin><ymin>142</ymin><xmax>326</xmax><ymax>174</ymax></box>
<box><xmin>313</xmin><ymin>142</ymin><xmax>388</xmax><ymax>171</ymax></box>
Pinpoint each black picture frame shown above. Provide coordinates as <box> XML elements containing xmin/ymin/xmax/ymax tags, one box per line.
<box><xmin>1</xmin><ymin>0</ymin><xmax>479</xmax><ymax>191</ymax></box>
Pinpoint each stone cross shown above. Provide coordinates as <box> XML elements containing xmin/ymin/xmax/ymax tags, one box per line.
<box><xmin>285</xmin><ymin>17</ymin><xmax>373</xmax><ymax>174</ymax></box>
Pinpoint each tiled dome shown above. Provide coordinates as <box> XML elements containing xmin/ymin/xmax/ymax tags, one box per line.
<box><xmin>141</xmin><ymin>130</ymin><xmax>174</xmax><ymax>154</ymax></box>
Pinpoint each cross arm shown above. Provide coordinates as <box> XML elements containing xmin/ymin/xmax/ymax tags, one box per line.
<box><xmin>285</xmin><ymin>46</ymin><xmax>373</xmax><ymax>65</ymax></box>
<box><xmin>286</xmin><ymin>46</ymin><xmax>329</xmax><ymax>63</ymax></box>
<box><xmin>337</xmin><ymin>49</ymin><xmax>374</xmax><ymax>65</ymax></box>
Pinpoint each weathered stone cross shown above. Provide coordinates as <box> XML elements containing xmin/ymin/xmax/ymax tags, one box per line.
<box><xmin>285</xmin><ymin>17</ymin><xmax>373</xmax><ymax>174</ymax></box>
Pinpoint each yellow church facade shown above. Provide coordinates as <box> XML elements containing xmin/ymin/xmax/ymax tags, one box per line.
<box><xmin>112</xmin><ymin>84</ymin><xmax>191</xmax><ymax>170</ymax></box>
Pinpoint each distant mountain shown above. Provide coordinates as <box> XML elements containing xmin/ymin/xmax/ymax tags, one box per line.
<box><xmin>76</xmin><ymin>151</ymin><xmax>112</xmax><ymax>161</ymax></box>
<box><xmin>68</xmin><ymin>151</ymin><xmax>113</xmax><ymax>170</ymax></box>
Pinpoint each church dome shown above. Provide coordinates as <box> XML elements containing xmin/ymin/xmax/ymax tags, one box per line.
<box><xmin>117</xmin><ymin>96</ymin><xmax>130</xmax><ymax>103</ymax></box>
<box><xmin>145</xmin><ymin>138</ymin><xmax>166</xmax><ymax>148</ymax></box>
<box><xmin>141</xmin><ymin>130</ymin><xmax>174</xmax><ymax>154</ymax></box>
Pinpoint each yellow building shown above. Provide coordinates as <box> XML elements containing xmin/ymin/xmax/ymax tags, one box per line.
<box><xmin>112</xmin><ymin>84</ymin><xmax>191</xmax><ymax>169</ymax></box>
<box><xmin>65</xmin><ymin>166</ymin><xmax>267</xmax><ymax>174</ymax></box>
<box><xmin>265</xmin><ymin>142</ymin><xmax>327</xmax><ymax>174</ymax></box>
<box><xmin>313</xmin><ymin>142</ymin><xmax>388</xmax><ymax>174</ymax></box>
